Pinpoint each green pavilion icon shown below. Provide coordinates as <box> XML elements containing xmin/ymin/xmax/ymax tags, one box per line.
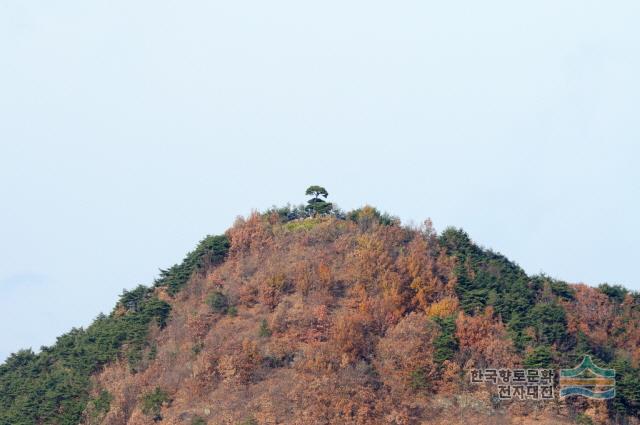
<box><xmin>559</xmin><ymin>356</ymin><xmax>616</xmax><ymax>399</ymax></box>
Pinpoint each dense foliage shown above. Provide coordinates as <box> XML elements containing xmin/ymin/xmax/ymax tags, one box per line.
<box><xmin>0</xmin><ymin>289</ymin><xmax>170</xmax><ymax>425</ymax></box>
<box><xmin>432</xmin><ymin>315</ymin><xmax>458</xmax><ymax>365</ymax></box>
<box><xmin>440</xmin><ymin>227</ymin><xmax>640</xmax><ymax>421</ymax></box>
<box><xmin>154</xmin><ymin>234</ymin><xmax>230</xmax><ymax>295</ymax></box>
<box><xmin>0</xmin><ymin>234</ymin><xmax>229</xmax><ymax>425</ymax></box>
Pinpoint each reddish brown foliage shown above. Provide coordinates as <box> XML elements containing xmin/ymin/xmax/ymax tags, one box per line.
<box><xmin>376</xmin><ymin>312</ymin><xmax>438</xmax><ymax>396</ymax></box>
<box><xmin>82</xmin><ymin>214</ymin><xmax>633</xmax><ymax>425</ymax></box>
<box><xmin>565</xmin><ymin>284</ymin><xmax>615</xmax><ymax>347</ymax></box>
<box><xmin>455</xmin><ymin>308</ymin><xmax>519</xmax><ymax>369</ymax></box>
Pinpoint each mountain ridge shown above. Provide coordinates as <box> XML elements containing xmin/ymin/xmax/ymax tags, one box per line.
<box><xmin>1</xmin><ymin>203</ymin><xmax>639</xmax><ymax>425</ymax></box>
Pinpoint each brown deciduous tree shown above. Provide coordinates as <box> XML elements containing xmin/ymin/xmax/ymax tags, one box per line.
<box><xmin>455</xmin><ymin>308</ymin><xmax>519</xmax><ymax>369</ymax></box>
<box><xmin>376</xmin><ymin>312</ymin><xmax>438</xmax><ymax>395</ymax></box>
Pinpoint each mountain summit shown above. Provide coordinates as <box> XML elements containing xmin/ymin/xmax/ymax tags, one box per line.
<box><xmin>1</xmin><ymin>197</ymin><xmax>639</xmax><ymax>425</ymax></box>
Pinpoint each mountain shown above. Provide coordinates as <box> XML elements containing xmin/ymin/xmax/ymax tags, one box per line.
<box><xmin>1</xmin><ymin>204</ymin><xmax>639</xmax><ymax>425</ymax></box>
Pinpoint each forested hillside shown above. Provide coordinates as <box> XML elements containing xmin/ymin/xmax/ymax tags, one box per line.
<box><xmin>1</xmin><ymin>194</ymin><xmax>638</xmax><ymax>424</ymax></box>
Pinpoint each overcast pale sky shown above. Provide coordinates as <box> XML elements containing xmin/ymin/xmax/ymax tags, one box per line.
<box><xmin>1</xmin><ymin>1</ymin><xmax>639</xmax><ymax>362</ymax></box>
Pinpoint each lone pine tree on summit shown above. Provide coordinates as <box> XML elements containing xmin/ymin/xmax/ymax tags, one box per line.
<box><xmin>305</xmin><ymin>185</ymin><xmax>328</xmax><ymax>200</ymax></box>
<box><xmin>305</xmin><ymin>185</ymin><xmax>333</xmax><ymax>216</ymax></box>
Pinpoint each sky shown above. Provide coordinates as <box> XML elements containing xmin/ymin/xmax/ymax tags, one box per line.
<box><xmin>1</xmin><ymin>1</ymin><xmax>639</xmax><ymax>362</ymax></box>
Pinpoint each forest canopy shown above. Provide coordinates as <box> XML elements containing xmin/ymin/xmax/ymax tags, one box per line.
<box><xmin>0</xmin><ymin>188</ymin><xmax>638</xmax><ymax>424</ymax></box>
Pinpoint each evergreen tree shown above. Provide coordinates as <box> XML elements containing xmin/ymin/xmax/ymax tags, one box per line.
<box><xmin>305</xmin><ymin>185</ymin><xmax>333</xmax><ymax>215</ymax></box>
